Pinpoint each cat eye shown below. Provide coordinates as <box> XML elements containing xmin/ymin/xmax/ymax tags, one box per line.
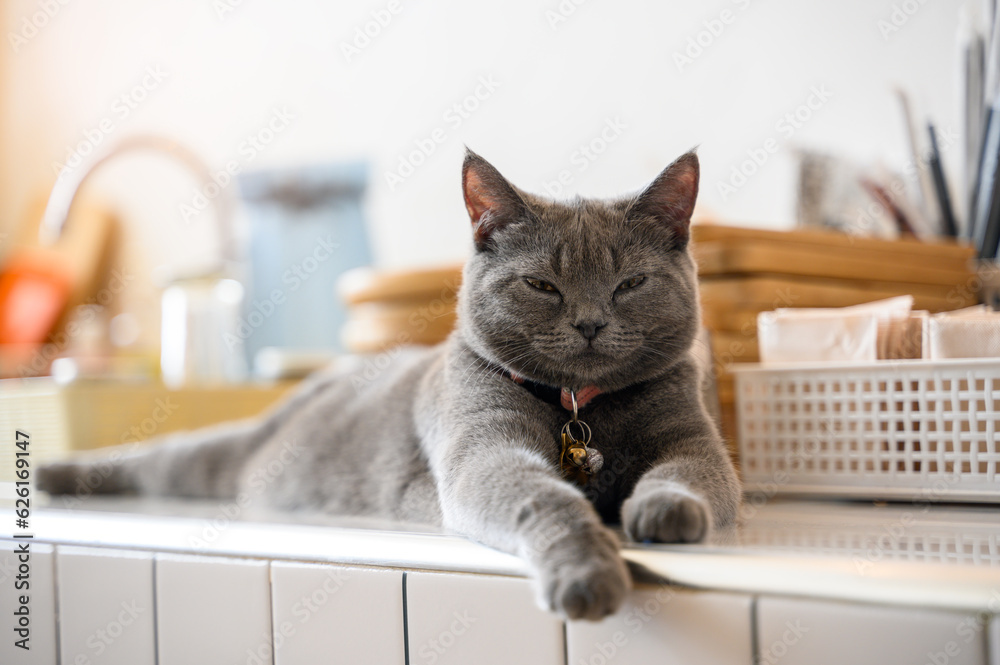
<box><xmin>525</xmin><ymin>277</ymin><xmax>559</xmax><ymax>293</ymax></box>
<box><xmin>617</xmin><ymin>275</ymin><xmax>646</xmax><ymax>291</ymax></box>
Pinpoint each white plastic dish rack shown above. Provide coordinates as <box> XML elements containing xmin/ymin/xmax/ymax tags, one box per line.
<box><xmin>734</xmin><ymin>359</ymin><xmax>1000</xmax><ymax>503</ymax></box>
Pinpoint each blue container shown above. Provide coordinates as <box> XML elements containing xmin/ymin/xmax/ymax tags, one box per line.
<box><xmin>237</xmin><ymin>162</ymin><xmax>370</xmax><ymax>365</ymax></box>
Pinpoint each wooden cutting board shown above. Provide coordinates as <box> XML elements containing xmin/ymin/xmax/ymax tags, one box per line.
<box><xmin>699</xmin><ymin>276</ymin><xmax>975</xmax><ymax>313</ymax></box>
<box><xmin>691</xmin><ymin>224</ymin><xmax>975</xmax><ymax>265</ymax></box>
<box><xmin>700</xmin><ymin>307</ymin><xmax>762</xmax><ymax>335</ymax></box>
<box><xmin>693</xmin><ymin>241</ymin><xmax>973</xmax><ymax>286</ymax></box>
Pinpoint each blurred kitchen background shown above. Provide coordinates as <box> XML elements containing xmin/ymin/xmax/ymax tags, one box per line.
<box><xmin>0</xmin><ymin>0</ymin><xmax>991</xmax><ymax>473</ymax></box>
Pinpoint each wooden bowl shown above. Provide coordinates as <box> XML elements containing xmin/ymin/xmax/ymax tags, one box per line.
<box><xmin>338</xmin><ymin>264</ymin><xmax>463</xmax><ymax>352</ymax></box>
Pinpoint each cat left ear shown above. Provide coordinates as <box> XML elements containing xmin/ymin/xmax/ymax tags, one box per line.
<box><xmin>629</xmin><ymin>150</ymin><xmax>699</xmax><ymax>248</ymax></box>
<box><xmin>462</xmin><ymin>149</ymin><xmax>529</xmax><ymax>250</ymax></box>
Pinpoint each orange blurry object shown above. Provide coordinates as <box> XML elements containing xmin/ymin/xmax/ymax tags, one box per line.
<box><xmin>0</xmin><ymin>250</ymin><xmax>74</xmax><ymax>347</ymax></box>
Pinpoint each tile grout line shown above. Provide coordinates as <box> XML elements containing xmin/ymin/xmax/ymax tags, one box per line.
<box><xmin>402</xmin><ymin>571</ymin><xmax>410</xmax><ymax>665</ymax></box>
<box><xmin>562</xmin><ymin>620</ymin><xmax>569</xmax><ymax>665</ymax></box>
<box><xmin>53</xmin><ymin>545</ymin><xmax>62</xmax><ymax>665</ymax></box>
<box><xmin>750</xmin><ymin>595</ymin><xmax>760</xmax><ymax>665</ymax></box>
<box><xmin>152</xmin><ymin>555</ymin><xmax>160</xmax><ymax>665</ymax></box>
<box><xmin>265</xmin><ymin>561</ymin><xmax>275</xmax><ymax>665</ymax></box>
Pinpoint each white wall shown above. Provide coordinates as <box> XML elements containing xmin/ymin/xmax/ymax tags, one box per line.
<box><xmin>0</xmin><ymin>0</ymin><xmax>965</xmax><ymax>274</ymax></box>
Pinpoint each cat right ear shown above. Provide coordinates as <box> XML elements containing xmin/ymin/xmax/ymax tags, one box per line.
<box><xmin>462</xmin><ymin>149</ymin><xmax>528</xmax><ymax>251</ymax></box>
<box><xmin>629</xmin><ymin>150</ymin><xmax>700</xmax><ymax>248</ymax></box>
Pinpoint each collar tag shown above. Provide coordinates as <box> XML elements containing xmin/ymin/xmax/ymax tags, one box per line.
<box><xmin>559</xmin><ymin>389</ymin><xmax>603</xmax><ymax>485</ymax></box>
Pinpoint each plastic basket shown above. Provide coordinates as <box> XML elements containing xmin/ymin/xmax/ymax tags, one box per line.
<box><xmin>734</xmin><ymin>359</ymin><xmax>1000</xmax><ymax>503</ymax></box>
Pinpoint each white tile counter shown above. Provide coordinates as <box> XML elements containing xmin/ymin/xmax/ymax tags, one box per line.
<box><xmin>1</xmin><ymin>497</ymin><xmax>998</xmax><ymax>664</ymax></box>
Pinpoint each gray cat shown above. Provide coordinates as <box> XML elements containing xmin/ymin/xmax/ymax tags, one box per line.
<box><xmin>38</xmin><ymin>149</ymin><xmax>741</xmax><ymax>620</ymax></box>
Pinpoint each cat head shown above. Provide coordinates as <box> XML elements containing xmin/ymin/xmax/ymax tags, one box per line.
<box><xmin>457</xmin><ymin>149</ymin><xmax>701</xmax><ymax>392</ymax></box>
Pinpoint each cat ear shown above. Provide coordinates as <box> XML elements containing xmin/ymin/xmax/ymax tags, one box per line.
<box><xmin>462</xmin><ymin>149</ymin><xmax>529</xmax><ymax>250</ymax></box>
<box><xmin>629</xmin><ymin>150</ymin><xmax>699</xmax><ymax>248</ymax></box>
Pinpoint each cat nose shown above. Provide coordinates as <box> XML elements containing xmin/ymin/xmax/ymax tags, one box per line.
<box><xmin>573</xmin><ymin>320</ymin><xmax>607</xmax><ymax>340</ymax></box>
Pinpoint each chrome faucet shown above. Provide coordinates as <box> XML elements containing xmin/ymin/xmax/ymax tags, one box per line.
<box><xmin>39</xmin><ymin>134</ymin><xmax>237</xmax><ymax>263</ymax></box>
<box><xmin>38</xmin><ymin>134</ymin><xmax>247</xmax><ymax>386</ymax></box>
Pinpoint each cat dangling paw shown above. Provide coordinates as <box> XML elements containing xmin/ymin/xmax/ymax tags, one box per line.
<box><xmin>531</xmin><ymin>524</ymin><xmax>631</xmax><ymax>621</ymax></box>
<box><xmin>621</xmin><ymin>482</ymin><xmax>712</xmax><ymax>544</ymax></box>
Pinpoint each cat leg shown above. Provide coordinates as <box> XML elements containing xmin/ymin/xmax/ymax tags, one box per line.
<box><xmin>438</xmin><ymin>444</ymin><xmax>630</xmax><ymax>620</ymax></box>
<box><xmin>620</xmin><ymin>437</ymin><xmax>741</xmax><ymax>543</ymax></box>
<box><xmin>421</xmin><ymin>377</ymin><xmax>631</xmax><ymax>620</ymax></box>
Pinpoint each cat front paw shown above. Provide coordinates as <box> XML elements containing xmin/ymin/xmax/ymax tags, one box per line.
<box><xmin>621</xmin><ymin>483</ymin><xmax>712</xmax><ymax>543</ymax></box>
<box><xmin>532</xmin><ymin>525</ymin><xmax>631</xmax><ymax>621</ymax></box>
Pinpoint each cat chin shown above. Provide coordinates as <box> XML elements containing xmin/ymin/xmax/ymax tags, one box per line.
<box><xmin>511</xmin><ymin>362</ymin><xmax>636</xmax><ymax>393</ymax></box>
<box><xmin>497</xmin><ymin>349</ymin><xmax>664</xmax><ymax>392</ymax></box>
<box><xmin>489</xmin><ymin>357</ymin><xmax>611</xmax><ymax>391</ymax></box>
<box><xmin>555</xmin><ymin>349</ymin><xmax>693</xmax><ymax>390</ymax></box>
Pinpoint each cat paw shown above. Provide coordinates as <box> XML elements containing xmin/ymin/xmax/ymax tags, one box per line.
<box><xmin>621</xmin><ymin>483</ymin><xmax>711</xmax><ymax>543</ymax></box>
<box><xmin>533</xmin><ymin>525</ymin><xmax>631</xmax><ymax>621</ymax></box>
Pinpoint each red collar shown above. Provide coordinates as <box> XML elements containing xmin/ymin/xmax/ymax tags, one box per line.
<box><xmin>508</xmin><ymin>371</ymin><xmax>602</xmax><ymax>410</ymax></box>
